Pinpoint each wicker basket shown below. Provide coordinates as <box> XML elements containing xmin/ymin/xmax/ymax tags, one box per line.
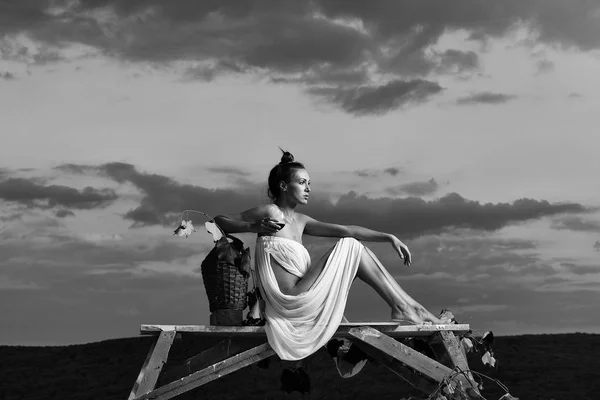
<box><xmin>200</xmin><ymin>234</ymin><xmax>250</xmax><ymax>325</ymax></box>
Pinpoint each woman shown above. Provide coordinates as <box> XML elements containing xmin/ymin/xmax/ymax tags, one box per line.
<box><xmin>214</xmin><ymin>150</ymin><xmax>449</xmax><ymax>360</ymax></box>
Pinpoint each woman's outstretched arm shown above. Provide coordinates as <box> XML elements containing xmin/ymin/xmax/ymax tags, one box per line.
<box><xmin>214</xmin><ymin>205</ymin><xmax>282</xmax><ymax>235</ymax></box>
<box><xmin>303</xmin><ymin>215</ymin><xmax>391</xmax><ymax>242</ymax></box>
<box><xmin>302</xmin><ymin>215</ymin><xmax>412</xmax><ymax>266</ymax></box>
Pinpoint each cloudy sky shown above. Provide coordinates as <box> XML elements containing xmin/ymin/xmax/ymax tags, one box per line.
<box><xmin>1</xmin><ymin>1</ymin><xmax>599</xmax><ymax>345</ymax></box>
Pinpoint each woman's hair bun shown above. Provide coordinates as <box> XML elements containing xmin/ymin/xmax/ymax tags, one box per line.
<box><xmin>268</xmin><ymin>148</ymin><xmax>305</xmax><ymax>200</ymax></box>
<box><xmin>278</xmin><ymin>147</ymin><xmax>295</xmax><ymax>164</ymax></box>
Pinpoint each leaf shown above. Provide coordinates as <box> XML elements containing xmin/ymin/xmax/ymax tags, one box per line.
<box><xmin>442</xmin><ymin>381</ymin><xmax>456</xmax><ymax>395</ymax></box>
<box><xmin>248</xmin><ymin>299</ymin><xmax>262</xmax><ymax>319</ymax></box>
<box><xmin>173</xmin><ymin>220</ymin><xmax>196</xmax><ymax>238</ymax></box>
<box><xmin>481</xmin><ymin>331</ymin><xmax>494</xmax><ymax>350</ymax></box>
<box><xmin>481</xmin><ymin>350</ymin><xmax>497</xmax><ymax>368</ymax></box>
<box><xmin>205</xmin><ymin>220</ymin><xmax>223</xmax><ymax>242</ymax></box>
<box><xmin>216</xmin><ymin>237</ymin><xmax>241</xmax><ymax>264</ymax></box>
<box><xmin>174</xmin><ymin>224</ymin><xmax>188</xmax><ymax>237</ymax></box>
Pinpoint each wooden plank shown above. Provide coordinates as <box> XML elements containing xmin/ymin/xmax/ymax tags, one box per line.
<box><xmin>437</xmin><ymin>331</ymin><xmax>482</xmax><ymax>399</ymax></box>
<box><xmin>129</xmin><ymin>337</ymin><xmax>160</xmax><ymax>400</ymax></box>
<box><xmin>349</xmin><ymin>326</ymin><xmax>452</xmax><ymax>383</ymax></box>
<box><xmin>437</xmin><ymin>331</ymin><xmax>470</xmax><ymax>371</ymax></box>
<box><xmin>350</xmin><ymin>340</ymin><xmax>438</xmax><ymax>394</ymax></box>
<box><xmin>129</xmin><ymin>330</ymin><xmax>176</xmax><ymax>400</ymax></box>
<box><xmin>135</xmin><ymin>343</ymin><xmax>275</xmax><ymax>400</ymax></box>
<box><xmin>159</xmin><ymin>337</ymin><xmax>259</xmax><ymax>385</ymax></box>
<box><xmin>350</xmin><ymin>328</ymin><xmax>483</xmax><ymax>398</ymax></box>
<box><xmin>140</xmin><ymin>323</ymin><xmax>470</xmax><ymax>338</ymax></box>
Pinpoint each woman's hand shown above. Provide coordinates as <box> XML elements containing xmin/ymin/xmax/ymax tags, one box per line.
<box><xmin>391</xmin><ymin>237</ymin><xmax>412</xmax><ymax>266</ymax></box>
<box><xmin>254</xmin><ymin>217</ymin><xmax>285</xmax><ymax>235</ymax></box>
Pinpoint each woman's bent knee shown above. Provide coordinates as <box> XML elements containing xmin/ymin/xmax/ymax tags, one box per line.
<box><xmin>339</xmin><ymin>236</ymin><xmax>363</xmax><ymax>248</ymax></box>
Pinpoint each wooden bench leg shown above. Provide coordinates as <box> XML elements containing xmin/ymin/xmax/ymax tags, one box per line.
<box><xmin>135</xmin><ymin>342</ymin><xmax>275</xmax><ymax>400</ymax></box>
<box><xmin>349</xmin><ymin>326</ymin><xmax>481</xmax><ymax>399</ymax></box>
<box><xmin>437</xmin><ymin>331</ymin><xmax>482</xmax><ymax>399</ymax></box>
<box><xmin>349</xmin><ymin>339</ymin><xmax>438</xmax><ymax>394</ymax></box>
<box><xmin>160</xmin><ymin>337</ymin><xmax>258</xmax><ymax>385</ymax></box>
<box><xmin>129</xmin><ymin>330</ymin><xmax>176</xmax><ymax>400</ymax></box>
<box><xmin>349</xmin><ymin>326</ymin><xmax>450</xmax><ymax>394</ymax></box>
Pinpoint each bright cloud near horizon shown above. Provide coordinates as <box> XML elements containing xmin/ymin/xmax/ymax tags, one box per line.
<box><xmin>1</xmin><ymin>0</ymin><xmax>599</xmax><ymax>345</ymax></box>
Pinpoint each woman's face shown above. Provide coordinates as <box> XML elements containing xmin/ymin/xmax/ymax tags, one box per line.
<box><xmin>283</xmin><ymin>169</ymin><xmax>311</xmax><ymax>205</ymax></box>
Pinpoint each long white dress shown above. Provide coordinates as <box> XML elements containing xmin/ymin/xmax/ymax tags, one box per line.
<box><xmin>254</xmin><ymin>235</ymin><xmax>363</xmax><ymax>361</ymax></box>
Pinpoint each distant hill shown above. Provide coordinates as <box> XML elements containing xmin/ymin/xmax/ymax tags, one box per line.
<box><xmin>1</xmin><ymin>333</ymin><xmax>599</xmax><ymax>400</ymax></box>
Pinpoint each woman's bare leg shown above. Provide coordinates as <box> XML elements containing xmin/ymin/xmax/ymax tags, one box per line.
<box><xmin>288</xmin><ymin>240</ymin><xmax>447</xmax><ymax>324</ymax></box>
<box><xmin>357</xmin><ymin>246</ymin><xmax>446</xmax><ymax>324</ymax></box>
<box><xmin>289</xmin><ymin>246</ymin><xmax>335</xmax><ymax>294</ymax></box>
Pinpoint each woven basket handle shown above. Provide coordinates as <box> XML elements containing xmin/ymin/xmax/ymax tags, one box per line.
<box><xmin>225</xmin><ymin>234</ymin><xmax>245</xmax><ymax>249</ymax></box>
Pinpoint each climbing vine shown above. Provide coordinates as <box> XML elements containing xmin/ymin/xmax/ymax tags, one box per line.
<box><xmin>401</xmin><ymin>329</ymin><xmax>518</xmax><ymax>400</ymax></box>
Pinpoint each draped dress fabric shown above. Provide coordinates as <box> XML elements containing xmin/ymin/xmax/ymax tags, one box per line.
<box><xmin>254</xmin><ymin>235</ymin><xmax>364</xmax><ymax>361</ymax></box>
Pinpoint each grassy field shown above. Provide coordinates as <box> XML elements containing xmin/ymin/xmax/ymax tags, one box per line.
<box><xmin>1</xmin><ymin>333</ymin><xmax>599</xmax><ymax>400</ymax></box>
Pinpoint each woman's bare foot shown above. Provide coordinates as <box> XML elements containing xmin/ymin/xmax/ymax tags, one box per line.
<box><xmin>391</xmin><ymin>305</ymin><xmax>447</xmax><ymax>325</ymax></box>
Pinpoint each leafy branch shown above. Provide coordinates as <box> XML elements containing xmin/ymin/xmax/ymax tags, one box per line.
<box><xmin>173</xmin><ymin>209</ymin><xmax>226</xmax><ymax>240</ymax></box>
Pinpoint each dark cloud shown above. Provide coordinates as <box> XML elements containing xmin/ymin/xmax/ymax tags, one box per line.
<box><xmin>0</xmin><ymin>71</ymin><xmax>16</xmax><ymax>80</ymax></box>
<box><xmin>183</xmin><ymin>60</ymin><xmax>248</xmax><ymax>82</ymax></box>
<box><xmin>5</xmin><ymin>1</ymin><xmax>597</xmax><ymax>115</ymax></box>
<box><xmin>206</xmin><ymin>166</ymin><xmax>251</xmax><ymax>177</ymax></box>
<box><xmin>535</xmin><ymin>59</ymin><xmax>555</xmax><ymax>74</ymax></box>
<box><xmin>383</xmin><ymin>167</ymin><xmax>401</xmax><ymax>176</ymax></box>
<box><xmin>59</xmin><ymin>162</ymin><xmax>589</xmax><ymax>238</ymax></box>
<box><xmin>354</xmin><ymin>169</ymin><xmax>375</xmax><ymax>178</ymax></box>
<box><xmin>437</xmin><ymin>50</ymin><xmax>479</xmax><ymax>74</ymax></box>
<box><xmin>594</xmin><ymin>240</ymin><xmax>600</xmax><ymax>252</ymax></box>
<box><xmin>316</xmin><ymin>0</ymin><xmax>600</xmax><ymax>50</ymax></box>
<box><xmin>0</xmin><ymin>177</ymin><xmax>117</xmax><ymax>210</ymax></box>
<box><xmin>0</xmin><ymin>212</ymin><xmax>23</xmax><ymax>222</ymax></box>
<box><xmin>308</xmin><ymin>79</ymin><xmax>443</xmax><ymax>115</ymax></box>
<box><xmin>455</xmin><ymin>91</ymin><xmax>517</xmax><ymax>105</ymax></box>
<box><xmin>54</xmin><ymin>209</ymin><xmax>75</xmax><ymax>218</ymax></box>
<box><xmin>304</xmin><ymin>192</ymin><xmax>587</xmax><ymax>239</ymax></box>
<box><xmin>387</xmin><ymin>178</ymin><xmax>439</xmax><ymax>196</ymax></box>
<box><xmin>551</xmin><ymin>216</ymin><xmax>600</xmax><ymax>233</ymax></box>
<box><xmin>55</xmin><ymin>163</ymin><xmax>96</xmax><ymax>175</ymax></box>
<box><xmin>560</xmin><ymin>262</ymin><xmax>599</xmax><ymax>275</ymax></box>
<box><xmin>353</xmin><ymin>166</ymin><xmax>402</xmax><ymax>178</ymax></box>
<box><xmin>3</xmin><ymin>1</ymin><xmax>599</xmax><ymax>68</ymax></box>
<box><xmin>271</xmin><ymin>65</ymin><xmax>370</xmax><ymax>86</ymax></box>
<box><xmin>57</xmin><ymin>162</ymin><xmax>266</xmax><ymax>227</ymax></box>
<box><xmin>32</xmin><ymin>48</ymin><xmax>65</xmax><ymax>65</ymax></box>
<box><xmin>238</xmin><ymin>13</ymin><xmax>373</xmax><ymax>73</ymax></box>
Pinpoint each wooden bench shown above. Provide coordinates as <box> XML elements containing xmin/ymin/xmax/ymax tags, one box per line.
<box><xmin>128</xmin><ymin>323</ymin><xmax>481</xmax><ymax>400</ymax></box>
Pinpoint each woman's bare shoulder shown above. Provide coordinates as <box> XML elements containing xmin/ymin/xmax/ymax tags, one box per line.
<box><xmin>295</xmin><ymin>212</ymin><xmax>314</xmax><ymax>223</ymax></box>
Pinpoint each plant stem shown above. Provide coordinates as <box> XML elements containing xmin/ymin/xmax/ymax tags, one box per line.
<box><xmin>178</xmin><ymin>209</ymin><xmax>226</xmax><ymax>237</ymax></box>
